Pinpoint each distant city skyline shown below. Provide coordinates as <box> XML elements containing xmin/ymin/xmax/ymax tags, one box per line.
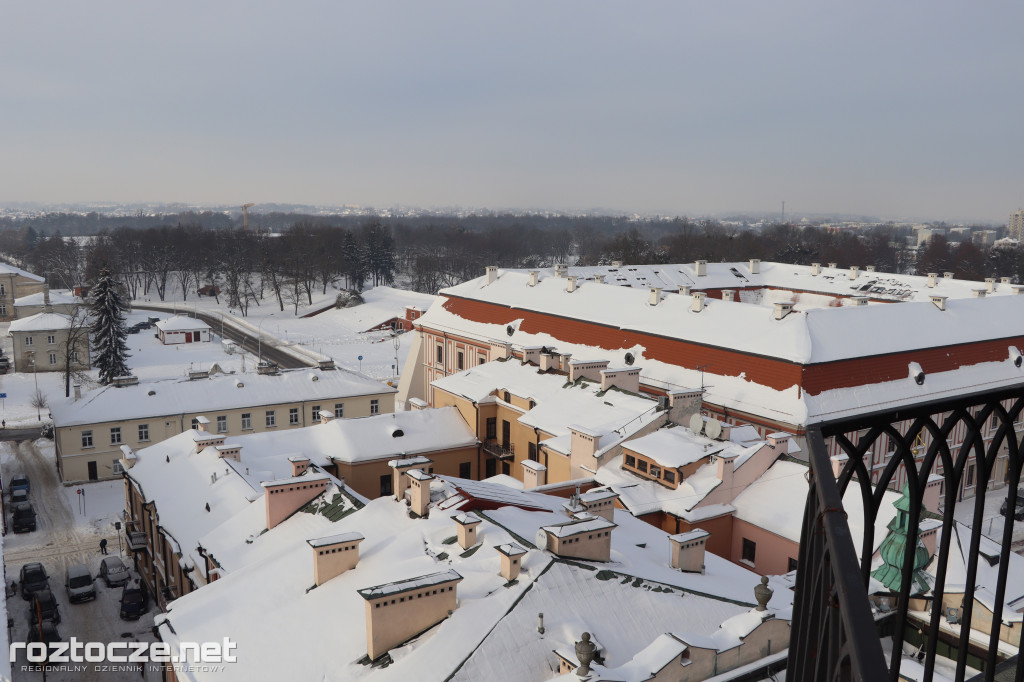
<box><xmin>3</xmin><ymin>2</ymin><xmax>1023</xmax><ymax>223</ymax></box>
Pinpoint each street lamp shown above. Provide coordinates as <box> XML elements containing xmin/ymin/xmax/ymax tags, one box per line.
<box><xmin>391</xmin><ymin>331</ymin><xmax>401</xmax><ymax>381</ymax></box>
<box><xmin>257</xmin><ymin>319</ymin><xmax>266</xmax><ymax>363</ymax></box>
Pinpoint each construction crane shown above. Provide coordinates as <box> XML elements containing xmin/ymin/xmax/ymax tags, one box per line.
<box><xmin>241</xmin><ymin>203</ymin><xmax>255</xmax><ymax>232</ymax></box>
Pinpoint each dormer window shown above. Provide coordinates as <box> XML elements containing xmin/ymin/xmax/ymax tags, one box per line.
<box><xmin>503</xmin><ymin>391</ymin><xmax>511</xmax><ymax>403</ymax></box>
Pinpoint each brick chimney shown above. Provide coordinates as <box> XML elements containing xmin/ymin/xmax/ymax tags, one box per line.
<box><xmin>408</xmin><ymin>469</ymin><xmax>434</xmax><ymax>518</ymax></box>
<box><xmin>195</xmin><ymin>416</ymin><xmax>210</xmax><ymax>431</ymax></box>
<box><xmin>319</xmin><ymin>410</ymin><xmax>334</xmax><ymax>425</ymax></box>
<box><xmin>495</xmin><ymin>543</ymin><xmax>527</xmax><ymax>582</ymax></box>
<box><xmin>308</xmin><ymin>532</ymin><xmax>364</xmax><ymax>586</ymax></box>
<box><xmin>485</xmin><ymin>266</ymin><xmax>498</xmax><ymax>285</ymax></box>
<box><xmin>649</xmin><ymin>287</ymin><xmax>661</xmax><ymax>305</ymax></box>
<box><xmin>289</xmin><ymin>456</ymin><xmax>310</xmax><ymax>477</ymax></box>
<box><xmin>522</xmin><ymin>460</ymin><xmax>547</xmax><ymax>488</ymax></box>
<box><xmin>389</xmin><ymin>457</ymin><xmax>432</xmax><ymax>501</ymax></box>
<box><xmin>773</xmin><ymin>302</ymin><xmax>794</xmax><ymax>320</ymax></box>
<box><xmin>669</xmin><ymin>529</ymin><xmax>709</xmax><ymax>573</ymax></box>
<box><xmin>453</xmin><ymin>512</ymin><xmax>482</xmax><ymax>550</ymax></box>
<box><xmin>262</xmin><ymin>473</ymin><xmax>331</xmax><ymax>529</ymax></box>
<box><xmin>359</xmin><ymin>570</ymin><xmax>463</xmax><ymax>662</ymax></box>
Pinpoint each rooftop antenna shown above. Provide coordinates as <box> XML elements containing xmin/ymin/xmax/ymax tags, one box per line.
<box><xmin>695</xmin><ymin>364</ymin><xmax>713</xmax><ymax>392</ymax></box>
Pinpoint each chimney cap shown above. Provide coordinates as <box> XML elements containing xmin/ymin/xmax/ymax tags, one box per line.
<box><xmin>307</xmin><ymin>532</ymin><xmax>365</xmax><ymax>548</ymax></box>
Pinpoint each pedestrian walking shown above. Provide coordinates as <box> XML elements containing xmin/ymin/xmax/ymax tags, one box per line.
<box><xmin>100</xmin><ymin>538</ymin><xmax>108</xmax><ymax>555</ymax></box>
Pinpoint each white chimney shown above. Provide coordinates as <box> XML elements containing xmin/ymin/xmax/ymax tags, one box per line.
<box><xmin>944</xmin><ymin>272</ymin><xmax>954</xmax><ymax>279</ymax></box>
<box><xmin>972</xmin><ymin>289</ymin><xmax>986</xmax><ymax>298</ymax></box>
<box><xmin>594</xmin><ymin>274</ymin><xmax>605</xmax><ymax>283</ymax></box>
<box><xmin>649</xmin><ymin>287</ymin><xmax>662</xmax><ymax>305</ymax></box>
<box><xmin>611</xmin><ymin>260</ymin><xmax>623</xmax><ymax>268</ymax></box>
<box><xmin>691</xmin><ymin>291</ymin><xmax>707</xmax><ymax>312</ymax></box>
<box><xmin>865</xmin><ymin>265</ymin><xmax>876</xmax><ymax>272</ymax></box>
<box><xmin>566</xmin><ymin>276</ymin><xmax>578</xmax><ymax>293</ymax></box>
<box><xmin>985</xmin><ymin>278</ymin><xmax>996</xmax><ymax>293</ymax></box>
<box><xmin>721</xmin><ymin>290</ymin><xmax>735</xmax><ymax>302</ymax></box>
<box><xmin>1002</xmin><ymin>277</ymin><xmax>1012</xmax><ymax>285</ymax></box>
<box><xmin>485</xmin><ymin>266</ymin><xmax>498</xmax><ymax>285</ymax></box>
<box><xmin>927</xmin><ymin>273</ymin><xmax>938</xmax><ymax>288</ymax></box>
<box><xmin>748</xmin><ymin>259</ymin><xmax>760</xmax><ymax>274</ymax></box>
<box><xmin>774</xmin><ymin>302</ymin><xmax>794</xmax><ymax>320</ymax></box>
<box><xmin>679</xmin><ymin>285</ymin><xmax>691</xmax><ymax>295</ymax></box>
<box><xmin>73</xmin><ymin>384</ymin><xmax>82</xmax><ymax>401</ymax></box>
<box><xmin>851</xmin><ymin>297</ymin><xmax>868</xmax><ymax>306</ymax></box>
<box><xmin>828</xmin><ymin>262</ymin><xmax>837</xmax><ymax>269</ymax></box>
<box><xmin>528</xmin><ymin>270</ymin><xmax>539</xmax><ymax>286</ymax></box>
<box><xmin>849</xmin><ymin>266</ymin><xmax>859</xmax><ymax>280</ymax></box>
<box><xmin>931</xmin><ymin>295</ymin><xmax>947</xmax><ymax>311</ymax></box>
<box><xmin>811</xmin><ymin>262</ymin><xmax>821</xmax><ymax>276</ymax></box>
<box><xmin>555</xmin><ymin>264</ymin><xmax>568</xmax><ymax>278</ymax></box>
<box><xmin>1015</xmin><ymin>286</ymin><xmax>1024</xmax><ymax>295</ymax></box>
<box><xmin>695</xmin><ymin>260</ymin><xmax>707</xmax><ymax>277</ymax></box>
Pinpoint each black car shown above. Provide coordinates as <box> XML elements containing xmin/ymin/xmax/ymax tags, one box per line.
<box><xmin>12</xmin><ymin>502</ymin><xmax>37</xmax><ymax>533</ymax></box>
<box><xmin>20</xmin><ymin>563</ymin><xmax>49</xmax><ymax>600</ymax></box>
<box><xmin>28</xmin><ymin>589</ymin><xmax>60</xmax><ymax>625</ymax></box>
<box><xmin>26</xmin><ymin>620</ymin><xmax>62</xmax><ymax>661</ymax></box>
<box><xmin>119</xmin><ymin>581</ymin><xmax>148</xmax><ymax>620</ymax></box>
<box><xmin>1001</xmin><ymin>494</ymin><xmax>1024</xmax><ymax>521</ymax></box>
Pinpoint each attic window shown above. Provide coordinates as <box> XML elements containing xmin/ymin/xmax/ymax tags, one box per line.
<box><xmin>506</xmin><ymin>325</ymin><xmax>514</xmax><ymax>337</ymax></box>
<box><xmin>392</xmin><ymin>429</ymin><xmax>404</xmax><ymax>438</ymax></box>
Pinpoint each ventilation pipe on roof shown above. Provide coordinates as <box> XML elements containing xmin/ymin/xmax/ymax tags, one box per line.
<box><xmin>927</xmin><ymin>273</ymin><xmax>938</xmax><ymax>288</ymax></box>
<box><xmin>566</xmin><ymin>276</ymin><xmax>578</xmax><ymax>293</ymax></box>
<box><xmin>649</xmin><ymin>287</ymin><xmax>661</xmax><ymax>305</ymax></box>
<box><xmin>985</xmin><ymin>278</ymin><xmax>996</xmax><ymax>293</ymax></box>
<box><xmin>528</xmin><ymin>271</ymin><xmax>539</xmax><ymax>286</ymax></box>
<box><xmin>485</xmin><ymin>266</ymin><xmax>498</xmax><ymax>285</ymax></box>
<box><xmin>811</xmin><ymin>262</ymin><xmax>821</xmax><ymax>276</ymax></box>
<box><xmin>930</xmin><ymin>295</ymin><xmax>947</xmax><ymax>311</ymax></box>
<box><xmin>748</xmin><ymin>259</ymin><xmax>760</xmax><ymax>274</ymax></box>
<box><xmin>849</xmin><ymin>266</ymin><xmax>860</xmax><ymax>280</ymax></box>
<box><xmin>943</xmin><ymin>272</ymin><xmax>954</xmax><ymax>279</ymax></box>
<box><xmin>721</xmin><ymin>290</ymin><xmax>735</xmax><ymax>302</ymax></box>
<box><xmin>1010</xmin><ymin>346</ymin><xmax>1023</xmax><ymax>368</ymax></box>
<box><xmin>691</xmin><ymin>292</ymin><xmax>707</xmax><ymax>312</ymax></box>
<box><xmin>773</xmin><ymin>302</ymin><xmax>794</xmax><ymax>320</ymax></box>
<box><xmin>909</xmin><ymin>362</ymin><xmax>925</xmax><ymax>385</ymax></box>
<box><xmin>695</xmin><ymin>260</ymin><xmax>707</xmax><ymax>277</ymax></box>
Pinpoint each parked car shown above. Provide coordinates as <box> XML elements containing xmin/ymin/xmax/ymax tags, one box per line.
<box><xmin>19</xmin><ymin>563</ymin><xmax>49</xmax><ymax>600</ymax></box>
<box><xmin>0</xmin><ymin>357</ymin><xmax>10</xmax><ymax>374</ymax></box>
<box><xmin>1001</xmin><ymin>493</ymin><xmax>1024</xmax><ymax>521</ymax></box>
<box><xmin>119</xmin><ymin>581</ymin><xmax>148</xmax><ymax>620</ymax></box>
<box><xmin>99</xmin><ymin>556</ymin><xmax>130</xmax><ymax>587</ymax></box>
<box><xmin>10</xmin><ymin>474</ymin><xmax>30</xmax><ymax>496</ymax></box>
<box><xmin>12</xmin><ymin>502</ymin><xmax>37</xmax><ymax>533</ymax></box>
<box><xmin>28</xmin><ymin>589</ymin><xmax>60</xmax><ymax>625</ymax></box>
<box><xmin>26</xmin><ymin>620</ymin><xmax>62</xmax><ymax>661</ymax></box>
<box><xmin>65</xmin><ymin>564</ymin><xmax>95</xmax><ymax>603</ymax></box>
<box><xmin>10</xmin><ymin>489</ymin><xmax>28</xmax><ymax>505</ymax></box>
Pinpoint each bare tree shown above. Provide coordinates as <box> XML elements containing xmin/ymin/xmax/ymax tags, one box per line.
<box><xmin>60</xmin><ymin>308</ymin><xmax>92</xmax><ymax>398</ymax></box>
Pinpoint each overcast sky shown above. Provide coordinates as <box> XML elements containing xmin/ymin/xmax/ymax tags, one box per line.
<box><xmin>2</xmin><ymin>2</ymin><xmax>1022</xmax><ymax>221</ymax></box>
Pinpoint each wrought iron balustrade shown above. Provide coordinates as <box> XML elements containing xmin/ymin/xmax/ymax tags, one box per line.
<box><xmin>788</xmin><ymin>384</ymin><xmax>1024</xmax><ymax>682</ymax></box>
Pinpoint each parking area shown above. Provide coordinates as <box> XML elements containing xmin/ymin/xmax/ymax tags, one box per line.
<box><xmin>3</xmin><ymin>440</ymin><xmax>160</xmax><ymax>681</ymax></box>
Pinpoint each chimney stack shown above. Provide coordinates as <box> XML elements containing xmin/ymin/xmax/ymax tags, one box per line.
<box><xmin>944</xmin><ymin>272</ymin><xmax>954</xmax><ymax>279</ymax></box>
<box><xmin>851</xmin><ymin>297</ymin><xmax>868</xmax><ymax>306</ymax></box>
<box><xmin>931</xmin><ymin>296</ymin><xmax>947</xmax><ymax>311</ymax></box>
<box><xmin>555</xmin><ymin>264</ymin><xmax>568</xmax><ymax>278</ymax></box>
<box><xmin>495</xmin><ymin>543</ymin><xmax>527</xmax><ymax>582</ymax></box>
<box><xmin>649</xmin><ymin>287</ymin><xmax>662</xmax><ymax>305</ymax></box>
<box><xmin>811</xmin><ymin>262</ymin><xmax>821</xmax><ymax>276</ymax></box>
<box><xmin>927</xmin><ymin>273</ymin><xmax>938</xmax><ymax>288</ymax></box>
<box><xmin>611</xmin><ymin>261</ymin><xmax>623</xmax><ymax>268</ymax></box>
<box><xmin>485</xmin><ymin>266</ymin><xmax>498</xmax><ymax>285</ymax></box>
<box><xmin>828</xmin><ymin>262</ymin><xmax>837</xmax><ymax>269</ymax></box>
<box><xmin>849</xmin><ymin>266</ymin><xmax>860</xmax><ymax>280</ymax></box>
<box><xmin>721</xmin><ymin>290</ymin><xmax>735</xmax><ymax>302</ymax></box>
<box><xmin>309</xmin><ymin>532</ymin><xmax>364</xmax><ymax>586</ymax></box>
<box><xmin>691</xmin><ymin>291</ymin><xmax>706</xmax><ymax>312</ymax></box>
<box><xmin>986</xmin><ymin>278</ymin><xmax>996</xmax><ymax>293</ymax></box>
<box><xmin>695</xmin><ymin>260</ymin><xmax>707</xmax><ymax>277</ymax></box>
<box><xmin>594</xmin><ymin>274</ymin><xmax>605</xmax><ymax>284</ymax></box>
<box><xmin>669</xmin><ymin>529</ymin><xmax>709</xmax><ymax>573</ymax></box>
<box><xmin>566</xmin><ymin>276</ymin><xmax>578</xmax><ymax>293</ymax></box>
<box><xmin>679</xmin><ymin>285</ymin><xmax>691</xmax><ymax>295</ymax></box>
<box><xmin>73</xmin><ymin>384</ymin><xmax>82</xmax><ymax>401</ymax></box>
<box><xmin>528</xmin><ymin>270</ymin><xmax>539</xmax><ymax>286</ymax></box>
<box><xmin>748</xmin><ymin>259</ymin><xmax>760</xmax><ymax>274</ymax></box>
<box><xmin>774</xmin><ymin>302</ymin><xmax>794</xmax><ymax>320</ymax></box>
<box><xmin>865</xmin><ymin>265</ymin><xmax>876</xmax><ymax>272</ymax></box>
<box><xmin>972</xmin><ymin>289</ymin><xmax>986</xmax><ymax>298</ymax></box>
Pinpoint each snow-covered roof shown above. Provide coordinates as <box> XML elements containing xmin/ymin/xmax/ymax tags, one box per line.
<box><xmin>51</xmin><ymin>367</ymin><xmax>395</xmax><ymax>428</ymax></box>
<box><xmin>431</xmin><ymin>359</ymin><xmax>659</xmax><ymax>451</ymax></box>
<box><xmin>8</xmin><ymin>311</ymin><xmax>73</xmax><ymax>332</ymax></box>
<box><xmin>155</xmin><ymin>315</ymin><xmax>212</xmax><ymax>332</ymax></box>
<box><xmin>541</xmin><ymin>515</ymin><xmax>617</xmax><ymax>538</ymax></box>
<box><xmin>623</xmin><ymin>427</ymin><xmax>732</xmax><ymax>469</ymax></box>
<box><xmin>494</xmin><ymin>542</ymin><xmax>527</xmax><ymax>557</ymax></box>
<box><xmin>357</xmin><ymin>569</ymin><xmax>463</xmax><ymax>600</ymax></box>
<box><xmin>453</xmin><ymin>512</ymin><xmax>482</xmax><ymax>526</ymax></box>
<box><xmin>0</xmin><ymin>262</ymin><xmax>43</xmax><ymax>281</ymax></box>
<box><xmin>323</xmin><ymin>408</ymin><xmax>477</xmax><ymax>464</ymax></box>
<box><xmin>307</xmin><ymin>532</ymin><xmax>364</xmax><ymax>548</ymax></box>
<box><xmin>596</xmin><ymin>455</ymin><xmax>728</xmax><ymax>518</ymax></box>
<box><xmin>669</xmin><ymin>529</ymin><xmax>710</xmax><ymax>543</ymax></box>
<box><xmin>14</xmin><ymin>289</ymin><xmax>79</xmax><ymax>307</ymax></box>
<box><xmin>931</xmin><ymin>521</ymin><xmax>1024</xmax><ymax>611</ymax></box>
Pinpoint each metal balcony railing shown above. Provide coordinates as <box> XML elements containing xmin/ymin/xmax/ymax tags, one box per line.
<box><xmin>788</xmin><ymin>384</ymin><xmax>1024</xmax><ymax>682</ymax></box>
<box><xmin>482</xmin><ymin>440</ymin><xmax>514</xmax><ymax>459</ymax></box>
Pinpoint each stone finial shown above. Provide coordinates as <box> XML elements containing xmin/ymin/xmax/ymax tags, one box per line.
<box><xmin>575</xmin><ymin>632</ymin><xmax>596</xmax><ymax>677</ymax></box>
<box><xmin>754</xmin><ymin>575</ymin><xmax>773</xmax><ymax>611</ymax></box>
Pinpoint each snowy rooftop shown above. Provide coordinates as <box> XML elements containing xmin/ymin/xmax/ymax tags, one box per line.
<box><xmin>14</xmin><ymin>289</ymin><xmax>79</xmax><ymax>307</ymax></box>
<box><xmin>155</xmin><ymin>314</ymin><xmax>212</xmax><ymax>331</ymax></box>
<box><xmin>357</xmin><ymin>569</ymin><xmax>463</xmax><ymax>600</ymax></box>
<box><xmin>596</xmin><ymin>454</ymin><xmax>730</xmax><ymax>519</ymax></box>
<box><xmin>541</xmin><ymin>515</ymin><xmax>617</xmax><ymax>537</ymax></box>
<box><xmin>8</xmin><ymin>311</ymin><xmax>73</xmax><ymax>332</ymax></box>
<box><xmin>51</xmin><ymin>366</ymin><xmax>395</xmax><ymax>428</ymax></box>
<box><xmin>0</xmin><ymin>262</ymin><xmax>43</xmax><ymax>281</ymax></box>
<box><xmin>431</xmin><ymin>360</ymin><xmax>659</xmax><ymax>451</ymax></box>
<box><xmin>323</xmin><ymin>407</ymin><xmax>476</xmax><ymax>464</ymax></box>
<box><xmin>308</xmin><ymin>531</ymin><xmax>365</xmax><ymax>548</ymax></box>
<box><xmin>623</xmin><ymin>426</ymin><xmax>734</xmax><ymax>469</ymax></box>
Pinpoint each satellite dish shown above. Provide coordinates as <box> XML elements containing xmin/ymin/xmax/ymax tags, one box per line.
<box><xmin>534</xmin><ymin>529</ymin><xmax>550</xmax><ymax>550</ymax></box>
<box><xmin>688</xmin><ymin>413</ymin><xmax>704</xmax><ymax>434</ymax></box>
<box><xmin>705</xmin><ymin>418</ymin><xmax>723</xmax><ymax>440</ymax></box>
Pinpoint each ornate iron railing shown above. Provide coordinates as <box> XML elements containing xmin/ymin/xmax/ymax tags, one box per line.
<box><xmin>789</xmin><ymin>384</ymin><xmax>1024</xmax><ymax>682</ymax></box>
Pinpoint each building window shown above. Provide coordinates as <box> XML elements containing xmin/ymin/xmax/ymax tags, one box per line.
<box><xmin>138</xmin><ymin>424</ymin><xmax>149</xmax><ymax>442</ymax></box>
<box><xmin>217</xmin><ymin>415</ymin><xmax>227</xmax><ymax>433</ymax></box>
<box><xmin>266</xmin><ymin>411</ymin><xmax>276</xmax><ymax>427</ymax></box>
<box><xmin>370</xmin><ymin>399</ymin><xmax>380</xmax><ymax>415</ymax></box>
<box><xmin>113</xmin><ymin>460</ymin><xmax>124</xmax><ymax>475</ymax></box>
<box><xmin>82</xmin><ymin>430</ymin><xmax>93</xmax><ymax>448</ymax></box>
<box><xmin>478</xmin><ymin>355</ymin><xmax>485</xmax><ymax>365</ymax></box>
<box><xmin>334</xmin><ymin>403</ymin><xmax>344</xmax><ymax>418</ymax></box>
<box><xmin>966</xmin><ymin>463</ymin><xmax>975</xmax><ymax>488</ymax></box>
<box><xmin>71</xmin><ymin>351</ymin><xmax>79</xmax><ymax>362</ymax></box>
<box><xmin>24</xmin><ymin>336</ymin><xmax>32</xmax><ymax>346</ymax></box>
<box><xmin>664</xmin><ymin>470</ymin><xmax>676</xmax><ymax>484</ymax></box>
<box><xmin>191</xmin><ymin>418</ymin><xmax>200</xmax><ymax>430</ymax></box>
<box><xmin>486</xmin><ymin>418</ymin><xmax>497</xmax><ymax>440</ymax></box>
<box><xmin>289</xmin><ymin>407</ymin><xmax>299</xmax><ymax>425</ymax></box>
<box><xmin>0</xmin><ymin>284</ymin><xmax>4</xmax><ymax>295</ymax></box>
<box><xmin>637</xmin><ymin>460</ymin><xmax>648</xmax><ymax>473</ymax></box>
<box><xmin>241</xmin><ymin>413</ymin><xmax>252</xmax><ymax>430</ymax></box>
<box><xmin>0</xmin><ymin>304</ymin><xmax>6</xmax><ymax>316</ymax></box>
<box><xmin>742</xmin><ymin>538</ymin><xmax>756</xmax><ymax>564</ymax></box>
<box><xmin>380</xmin><ymin>474</ymin><xmax>393</xmax><ymax>497</ymax></box>
<box><xmin>459</xmin><ymin>462</ymin><xmax>471</xmax><ymax>478</ymax></box>
<box><xmin>48</xmin><ymin>353</ymin><xmax>56</xmax><ymax>365</ymax></box>
<box><xmin>47</xmin><ymin>335</ymin><xmax>56</xmax><ymax>345</ymax></box>
<box><xmin>312</xmin><ymin>405</ymin><xmax>321</xmax><ymax>421</ymax></box>
<box><xmin>110</xmin><ymin>427</ymin><xmax>122</xmax><ymax>444</ymax></box>
<box><xmin>503</xmin><ymin>391</ymin><xmax>511</xmax><ymax>403</ymax></box>
<box><xmin>457</xmin><ymin>351</ymin><xmax>464</xmax><ymax>370</ymax></box>
<box><xmin>788</xmin><ymin>557</ymin><xmax>799</xmax><ymax>572</ymax></box>
<box><xmin>436</xmin><ymin>345</ymin><xmax>443</xmax><ymax>364</ymax></box>
<box><xmin>624</xmin><ymin>455</ymin><xmax>636</xmax><ymax>468</ymax></box>
<box><xmin>650</xmin><ymin>465</ymin><xmax>661</xmax><ymax>478</ymax></box>
<box><xmin>528</xmin><ymin>442</ymin><xmax>538</xmax><ymax>462</ymax></box>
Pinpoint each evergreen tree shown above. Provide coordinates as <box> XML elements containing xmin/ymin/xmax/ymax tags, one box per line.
<box><xmin>89</xmin><ymin>267</ymin><xmax>131</xmax><ymax>384</ymax></box>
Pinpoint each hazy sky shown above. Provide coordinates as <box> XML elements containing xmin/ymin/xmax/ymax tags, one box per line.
<box><xmin>2</xmin><ymin>2</ymin><xmax>1022</xmax><ymax>221</ymax></box>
